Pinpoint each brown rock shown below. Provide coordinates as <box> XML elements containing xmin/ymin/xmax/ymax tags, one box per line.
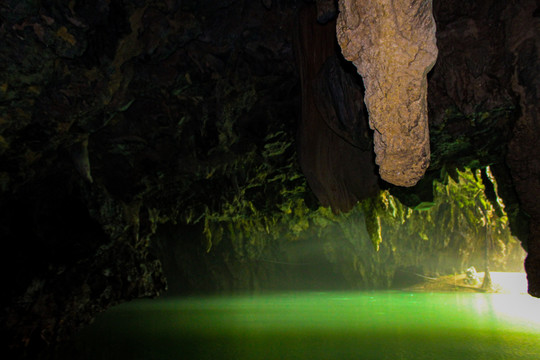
<box><xmin>316</xmin><ymin>0</ymin><xmax>338</xmax><ymax>24</ymax></box>
<box><xmin>336</xmin><ymin>0</ymin><xmax>438</xmax><ymax>186</ymax></box>
<box><xmin>504</xmin><ymin>0</ymin><xmax>540</xmax><ymax>297</ymax></box>
<box><xmin>296</xmin><ymin>5</ymin><xmax>378</xmax><ymax>213</ymax></box>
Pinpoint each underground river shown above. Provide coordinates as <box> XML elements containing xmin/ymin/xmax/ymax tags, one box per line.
<box><xmin>62</xmin><ymin>285</ymin><xmax>540</xmax><ymax>360</ymax></box>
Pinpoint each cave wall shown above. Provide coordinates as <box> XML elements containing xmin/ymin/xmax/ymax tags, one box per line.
<box><xmin>426</xmin><ymin>0</ymin><xmax>540</xmax><ymax>296</ymax></box>
<box><xmin>295</xmin><ymin>4</ymin><xmax>379</xmax><ymax>212</ymax></box>
<box><xmin>0</xmin><ymin>0</ymin><xmax>301</xmax><ymax>353</ymax></box>
<box><xmin>504</xmin><ymin>1</ymin><xmax>540</xmax><ymax>297</ymax></box>
<box><xmin>299</xmin><ymin>0</ymin><xmax>540</xmax><ymax>294</ymax></box>
<box><xmin>155</xmin><ymin>167</ymin><xmax>524</xmax><ymax>294</ymax></box>
<box><xmin>333</xmin><ymin>0</ymin><xmax>539</xmax><ymax>295</ymax></box>
<box><xmin>0</xmin><ymin>0</ymin><xmax>539</xmax><ymax>355</ymax></box>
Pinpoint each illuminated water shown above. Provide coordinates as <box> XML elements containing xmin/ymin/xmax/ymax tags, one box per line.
<box><xmin>70</xmin><ymin>291</ymin><xmax>540</xmax><ymax>360</ymax></box>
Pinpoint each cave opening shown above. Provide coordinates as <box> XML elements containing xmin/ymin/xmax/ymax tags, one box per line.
<box><xmin>64</xmin><ymin>164</ymin><xmax>537</xmax><ymax>360</ymax></box>
<box><xmin>151</xmin><ymin>165</ymin><xmax>527</xmax><ymax>295</ymax></box>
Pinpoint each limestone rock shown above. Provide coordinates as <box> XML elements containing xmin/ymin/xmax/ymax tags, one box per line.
<box><xmin>336</xmin><ymin>0</ymin><xmax>438</xmax><ymax>186</ymax></box>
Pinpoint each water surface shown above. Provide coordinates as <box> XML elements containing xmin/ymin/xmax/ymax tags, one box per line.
<box><xmin>70</xmin><ymin>291</ymin><xmax>540</xmax><ymax>360</ymax></box>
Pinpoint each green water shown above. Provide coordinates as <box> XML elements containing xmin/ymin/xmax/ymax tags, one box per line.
<box><xmin>70</xmin><ymin>291</ymin><xmax>540</xmax><ymax>360</ymax></box>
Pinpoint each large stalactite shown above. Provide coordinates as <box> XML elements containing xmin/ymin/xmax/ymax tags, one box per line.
<box><xmin>334</xmin><ymin>0</ymin><xmax>539</xmax><ymax>296</ymax></box>
<box><xmin>336</xmin><ymin>0</ymin><xmax>438</xmax><ymax>187</ymax></box>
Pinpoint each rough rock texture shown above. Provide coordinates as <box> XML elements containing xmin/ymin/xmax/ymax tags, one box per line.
<box><xmin>334</xmin><ymin>0</ymin><xmax>539</xmax><ymax>296</ymax></box>
<box><xmin>157</xmin><ymin>172</ymin><xmax>525</xmax><ymax>294</ymax></box>
<box><xmin>315</xmin><ymin>0</ymin><xmax>338</xmax><ymax>24</ymax></box>
<box><xmin>504</xmin><ymin>1</ymin><xmax>540</xmax><ymax>297</ymax></box>
<box><xmin>296</xmin><ymin>5</ymin><xmax>379</xmax><ymax>212</ymax></box>
<box><xmin>0</xmin><ymin>0</ymin><xmax>169</xmax><ymax>352</ymax></box>
<box><xmin>1</xmin><ymin>0</ymin><xmax>540</xmax><ymax>355</ymax></box>
<box><xmin>0</xmin><ymin>0</ymin><xmax>301</xmax><ymax>354</ymax></box>
<box><xmin>336</xmin><ymin>0</ymin><xmax>438</xmax><ymax>186</ymax></box>
<box><xmin>424</xmin><ymin>0</ymin><xmax>539</xmax><ymax>297</ymax></box>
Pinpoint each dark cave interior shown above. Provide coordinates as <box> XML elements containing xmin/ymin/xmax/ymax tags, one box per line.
<box><xmin>0</xmin><ymin>0</ymin><xmax>539</xmax><ymax>356</ymax></box>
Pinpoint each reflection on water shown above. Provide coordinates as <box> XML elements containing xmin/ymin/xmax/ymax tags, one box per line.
<box><xmin>65</xmin><ymin>291</ymin><xmax>540</xmax><ymax>360</ymax></box>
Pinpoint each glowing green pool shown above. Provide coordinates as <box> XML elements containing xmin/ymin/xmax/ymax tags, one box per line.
<box><xmin>72</xmin><ymin>292</ymin><xmax>540</xmax><ymax>360</ymax></box>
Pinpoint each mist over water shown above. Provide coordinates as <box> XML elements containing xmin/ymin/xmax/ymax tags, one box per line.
<box><xmin>63</xmin><ymin>167</ymin><xmax>535</xmax><ymax>360</ymax></box>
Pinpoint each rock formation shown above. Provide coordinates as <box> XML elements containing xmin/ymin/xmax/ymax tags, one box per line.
<box><xmin>336</xmin><ymin>0</ymin><xmax>438</xmax><ymax>186</ymax></box>
<box><xmin>504</xmin><ymin>1</ymin><xmax>540</xmax><ymax>297</ymax></box>
<box><xmin>0</xmin><ymin>0</ymin><xmax>539</xmax><ymax>355</ymax></box>
<box><xmin>425</xmin><ymin>0</ymin><xmax>539</xmax><ymax>297</ymax></box>
<box><xmin>296</xmin><ymin>5</ymin><xmax>379</xmax><ymax>212</ymax></box>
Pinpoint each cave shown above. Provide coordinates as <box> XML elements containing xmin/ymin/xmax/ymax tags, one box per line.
<box><xmin>1</xmin><ymin>0</ymin><xmax>539</xmax><ymax>358</ymax></box>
